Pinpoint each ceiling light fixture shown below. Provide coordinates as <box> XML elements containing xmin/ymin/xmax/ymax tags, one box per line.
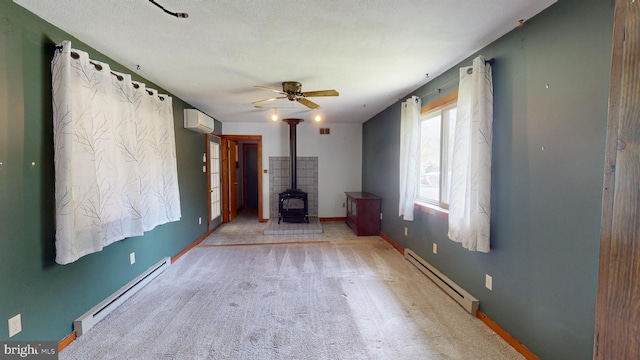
<box><xmin>271</xmin><ymin>109</ymin><xmax>278</xmax><ymax>121</ymax></box>
<box><xmin>314</xmin><ymin>110</ymin><xmax>322</xmax><ymax>122</ymax></box>
<box><xmin>148</xmin><ymin>0</ymin><xmax>189</xmax><ymax>18</ymax></box>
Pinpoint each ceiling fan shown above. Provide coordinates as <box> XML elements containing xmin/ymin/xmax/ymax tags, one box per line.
<box><xmin>252</xmin><ymin>81</ymin><xmax>339</xmax><ymax>109</ymax></box>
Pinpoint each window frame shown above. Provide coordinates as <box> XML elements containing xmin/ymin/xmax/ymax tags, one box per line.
<box><xmin>414</xmin><ymin>91</ymin><xmax>458</xmax><ymax>219</ymax></box>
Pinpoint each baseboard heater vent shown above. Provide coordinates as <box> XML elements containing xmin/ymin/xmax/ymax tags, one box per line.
<box><xmin>74</xmin><ymin>256</ymin><xmax>171</xmax><ymax>336</ymax></box>
<box><xmin>404</xmin><ymin>248</ymin><xmax>479</xmax><ymax>314</ymax></box>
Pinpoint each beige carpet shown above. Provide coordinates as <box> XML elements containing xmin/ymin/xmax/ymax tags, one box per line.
<box><xmin>201</xmin><ymin>213</ymin><xmax>379</xmax><ymax>246</ymax></box>
<box><xmin>60</xmin><ymin>213</ymin><xmax>523</xmax><ymax>359</ymax></box>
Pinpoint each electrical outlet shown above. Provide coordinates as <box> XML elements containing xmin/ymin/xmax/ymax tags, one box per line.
<box><xmin>198</xmin><ymin>217</ymin><xmax>202</xmax><ymax>225</ymax></box>
<box><xmin>342</xmin><ymin>202</ymin><xmax>345</xmax><ymax>208</ymax></box>
<box><xmin>432</xmin><ymin>243</ymin><xmax>438</xmax><ymax>254</ymax></box>
<box><xmin>130</xmin><ymin>252</ymin><xmax>136</xmax><ymax>265</ymax></box>
<box><xmin>485</xmin><ymin>274</ymin><xmax>493</xmax><ymax>290</ymax></box>
<box><xmin>8</xmin><ymin>314</ymin><xmax>21</xmax><ymax>337</ymax></box>
<box><xmin>404</xmin><ymin>227</ymin><xmax>408</xmax><ymax>236</ymax></box>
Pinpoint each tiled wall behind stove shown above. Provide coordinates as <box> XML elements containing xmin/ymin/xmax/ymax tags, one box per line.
<box><xmin>269</xmin><ymin>157</ymin><xmax>318</xmax><ymax>218</ymax></box>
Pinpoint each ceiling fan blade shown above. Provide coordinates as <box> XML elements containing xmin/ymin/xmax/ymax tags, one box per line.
<box><xmin>254</xmin><ymin>85</ymin><xmax>286</xmax><ymax>95</ymax></box>
<box><xmin>302</xmin><ymin>90</ymin><xmax>339</xmax><ymax>97</ymax></box>
<box><xmin>251</xmin><ymin>96</ymin><xmax>286</xmax><ymax>105</ymax></box>
<box><xmin>297</xmin><ymin>98</ymin><xmax>320</xmax><ymax>109</ymax></box>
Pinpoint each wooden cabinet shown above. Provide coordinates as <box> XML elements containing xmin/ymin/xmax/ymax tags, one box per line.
<box><xmin>345</xmin><ymin>192</ymin><xmax>381</xmax><ymax>236</ymax></box>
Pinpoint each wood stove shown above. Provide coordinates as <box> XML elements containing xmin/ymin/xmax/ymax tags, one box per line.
<box><xmin>278</xmin><ymin>118</ymin><xmax>309</xmax><ymax>224</ymax></box>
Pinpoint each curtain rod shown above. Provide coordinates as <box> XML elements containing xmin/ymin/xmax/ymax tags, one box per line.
<box><xmin>48</xmin><ymin>43</ymin><xmax>493</xmax><ymax>102</ymax></box>
<box><xmin>423</xmin><ymin>58</ymin><xmax>495</xmax><ymax>97</ymax></box>
<box><xmin>48</xmin><ymin>44</ymin><xmax>164</xmax><ymax>100</ymax></box>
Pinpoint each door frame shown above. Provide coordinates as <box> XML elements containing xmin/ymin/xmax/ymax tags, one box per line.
<box><xmin>220</xmin><ymin>135</ymin><xmax>263</xmax><ymax>223</ymax></box>
<box><xmin>594</xmin><ymin>0</ymin><xmax>640</xmax><ymax>358</ymax></box>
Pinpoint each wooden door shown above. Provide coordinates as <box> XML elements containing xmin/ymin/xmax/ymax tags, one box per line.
<box><xmin>228</xmin><ymin>140</ymin><xmax>238</xmax><ymax>221</ymax></box>
<box><xmin>594</xmin><ymin>1</ymin><xmax>640</xmax><ymax>359</ymax></box>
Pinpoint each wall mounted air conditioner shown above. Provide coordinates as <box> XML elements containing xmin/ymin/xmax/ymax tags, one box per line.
<box><xmin>184</xmin><ymin>109</ymin><xmax>214</xmax><ymax>134</ymax></box>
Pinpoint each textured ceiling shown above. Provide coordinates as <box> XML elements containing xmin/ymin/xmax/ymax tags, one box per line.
<box><xmin>15</xmin><ymin>0</ymin><xmax>555</xmax><ymax>124</ymax></box>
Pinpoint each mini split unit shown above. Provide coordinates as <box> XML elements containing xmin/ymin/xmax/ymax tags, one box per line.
<box><xmin>184</xmin><ymin>109</ymin><xmax>214</xmax><ymax>133</ymax></box>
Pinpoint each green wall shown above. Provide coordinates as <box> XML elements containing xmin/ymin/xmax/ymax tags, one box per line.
<box><xmin>363</xmin><ymin>1</ymin><xmax>613</xmax><ymax>359</ymax></box>
<box><xmin>0</xmin><ymin>1</ymin><xmax>221</xmax><ymax>342</ymax></box>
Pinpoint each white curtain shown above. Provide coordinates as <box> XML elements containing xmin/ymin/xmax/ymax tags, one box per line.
<box><xmin>399</xmin><ymin>96</ymin><xmax>422</xmax><ymax>221</ymax></box>
<box><xmin>448</xmin><ymin>56</ymin><xmax>493</xmax><ymax>252</ymax></box>
<box><xmin>52</xmin><ymin>41</ymin><xmax>181</xmax><ymax>264</ymax></box>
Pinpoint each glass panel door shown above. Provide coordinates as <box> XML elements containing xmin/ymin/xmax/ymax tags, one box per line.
<box><xmin>209</xmin><ymin>136</ymin><xmax>221</xmax><ymax>230</ymax></box>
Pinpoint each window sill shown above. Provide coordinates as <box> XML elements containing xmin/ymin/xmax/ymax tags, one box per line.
<box><xmin>414</xmin><ymin>201</ymin><xmax>449</xmax><ymax>220</ymax></box>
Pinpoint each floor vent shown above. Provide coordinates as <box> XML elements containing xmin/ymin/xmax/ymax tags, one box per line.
<box><xmin>74</xmin><ymin>256</ymin><xmax>171</xmax><ymax>336</ymax></box>
<box><xmin>405</xmin><ymin>248</ymin><xmax>479</xmax><ymax>314</ymax></box>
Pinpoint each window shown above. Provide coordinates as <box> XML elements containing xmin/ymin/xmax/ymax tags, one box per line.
<box><xmin>417</xmin><ymin>95</ymin><xmax>457</xmax><ymax>209</ymax></box>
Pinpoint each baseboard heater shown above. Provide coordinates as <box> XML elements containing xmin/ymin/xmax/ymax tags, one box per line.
<box><xmin>404</xmin><ymin>248</ymin><xmax>479</xmax><ymax>315</ymax></box>
<box><xmin>74</xmin><ymin>256</ymin><xmax>171</xmax><ymax>336</ymax></box>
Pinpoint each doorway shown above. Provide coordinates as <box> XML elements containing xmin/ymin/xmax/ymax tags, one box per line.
<box><xmin>243</xmin><ymin>143</ymin><xmax>259</xmax><ymax>210</ymax></box>
<box><xmin>220</xmin><ymin>135</ymin><xmax>263</xmax><ymax>223</ymax></box>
